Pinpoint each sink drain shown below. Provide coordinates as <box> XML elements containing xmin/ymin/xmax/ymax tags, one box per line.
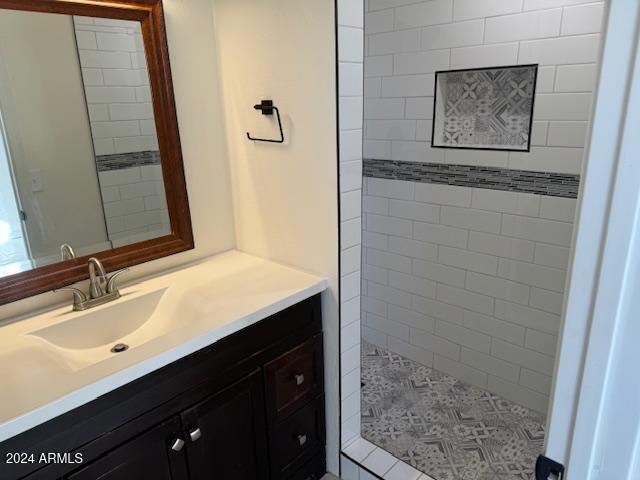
<box><xmin>111</xmin><ymin>343</ymin><xmax>129</xmax><ymax>353</ymax></box>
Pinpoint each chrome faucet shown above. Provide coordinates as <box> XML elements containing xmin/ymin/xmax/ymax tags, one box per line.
<box><xmin>88</xmin><ymin>257</ymin><xmax>107</xmax><ymax>299</ymax></box>
<box><xmin>56</xmin><ymin>258</ymin><xmax>128</xmax><ymax>311</ymax></box>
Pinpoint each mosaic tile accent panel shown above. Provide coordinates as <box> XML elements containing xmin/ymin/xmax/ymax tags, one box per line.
<box><xmin>433</xmin><ymin>65</ymin><xmax>538</xmax><ymax>151</ymax></box>
<box><xmin>361</xmin><ymin>342</ymin><xmax>546</xmax><ymax>480</ymax></box>
<box><xmin>364</xmin><ymin>158</ymin><xmax>579</xmax><ymax>198</ymax></box>
<box><xmin>96</xmin><ymin>151</ymin><xmax>161</xmax><ymax>172</ymax></box>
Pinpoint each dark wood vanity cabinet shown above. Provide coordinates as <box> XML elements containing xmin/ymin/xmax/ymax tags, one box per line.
<box><xmin>66</xmin><ymin>417</ymin><xmax>189</xmax><ymax>480</ymax></box>
<box><xmin>180</xmin><ymin>369</ymin><xmax>269</xmax><ymax>480</ymax></box>
<box><xmin>1</xmin><ymin>295</ymin><xmax>326</xmax><ymax>480</ymax></box>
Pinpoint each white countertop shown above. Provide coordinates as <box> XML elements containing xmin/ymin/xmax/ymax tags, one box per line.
<box><xmin>0</xmin><ymin>250</ymin><xmax>327</xmax><ymax>442</ymax></box>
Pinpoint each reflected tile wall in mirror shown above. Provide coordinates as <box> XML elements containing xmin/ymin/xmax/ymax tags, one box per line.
<box><xmin>74</xmin><ymin>16</ymin><xmax>170</xmax><ymax>248</ymax></box>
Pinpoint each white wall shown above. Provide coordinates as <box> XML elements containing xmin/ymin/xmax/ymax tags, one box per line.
<box><xmin>364</xmin><ymin>0</ymin><xmax>604</xmax><ymax>175</ymax></box>
<box><xmin>212</xmin><ymin>0</ymin><xmax>340</xmax><ymax>472</ymax></box>
<box><xmin>74</xmin><ymin>16</ymin><xmax>159</xmax><ymax>156</ymax></box>
<box><xmin>0</xmin><ymin>0</ymin><xmax>236</xmax><ymax>321</ymax></box>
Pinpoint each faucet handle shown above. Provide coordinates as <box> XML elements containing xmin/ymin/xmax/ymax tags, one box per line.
<box><xmin>54</xmin><ymin>287</ymin><xmax>88</xmax><ymax>304</ymax></box>
<box><xmin>106</xmin><ymin>268</ymin><xmax>129</xmax><ymax>294</ymax></box>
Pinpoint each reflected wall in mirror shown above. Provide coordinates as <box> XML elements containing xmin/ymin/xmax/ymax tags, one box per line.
<box><xmin>0</xmin><ymin>10</ymin><xmax>168</xmax><ymax>278</ymax></box>
<box><xmin>0</xmin><ymin>0</ymin><xmax>193</xmax><ymax>305</ymax></box>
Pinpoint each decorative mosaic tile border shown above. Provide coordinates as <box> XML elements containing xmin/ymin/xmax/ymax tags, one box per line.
<box><xmin>364</xmin><ymin>158</ymin><xmax>579</xmax><ymax>198</ymax></box>
<box><xmin>96</xmin><ymin>151</ymin><xmax>161</xmax><ymax>172</ymax></box>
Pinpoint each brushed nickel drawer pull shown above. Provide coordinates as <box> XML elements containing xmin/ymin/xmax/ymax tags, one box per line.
<box><xmin>189</xmin><ymin>427</ymin><xmax>202</xmax><ymax>442</ymax></box>
<box><xmin>297</xmin><ymin>433</ymin><xmax>307</xmax><ymax>446</ymax></box>
<box><xmin>294</xmin><ymin>373</ymin><xmax>305</xmax><ymax>385</ymax></box>
<box><xmin>170</xmin><ymin>437</ymin><xmax>185</xmax><ymax>451</ymax></box>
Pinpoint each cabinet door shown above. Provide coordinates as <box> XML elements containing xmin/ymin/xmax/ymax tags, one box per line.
<box><xmin>181</xmin><ymin>369</ymin><xmax>269</xmax><ymax>480</ymax></box>
<box><xmin>66</xmin><ymin>417</ymin><xmax>188</xmax><ymax>480</ymax></box>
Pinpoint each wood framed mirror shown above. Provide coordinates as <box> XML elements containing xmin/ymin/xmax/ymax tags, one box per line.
<box><xmin>0</xmin><ymin>0</ymin><xmax>193</xmax><ymax>305</ymax></box>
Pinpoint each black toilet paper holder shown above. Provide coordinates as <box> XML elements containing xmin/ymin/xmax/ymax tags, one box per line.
<box><xmin>246</xmin><ymin>100</ymin><xmax>285</xmax><ymax>143</ymax></box>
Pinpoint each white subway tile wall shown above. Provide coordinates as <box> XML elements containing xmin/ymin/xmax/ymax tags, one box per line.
<box><xmin>363</xmin><ymin>0</ymin><xmax>604</xmax><ymax>175</ymax></box>
<box><xmin>74</xmin><ymin>16</ymin><xmax>158</xmax><ymax>156</ymax></box>
<box><xmin>338</xmin><ymin>0</ymin><xmax>365</xmax><ymax>449</ymax></box>
<box><xmin>361</xmin><ymin>178</ymin><xmax>576</xmax><ymax>412</ymax></box>
<box><xmin>98</xmin><ymin>165</ymin><xmax>170</xmax><ymax>247</ymax></box>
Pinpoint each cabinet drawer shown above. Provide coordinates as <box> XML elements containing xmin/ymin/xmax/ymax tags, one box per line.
<box><xmin>271</xmin><ymin>397</ymin><xmax>325</xmax><ymax>477</ymax></box>
<box><xmin>265</xmin><ymin>334</ymin><xmax>323</xmax><ymax>421</ymax></box>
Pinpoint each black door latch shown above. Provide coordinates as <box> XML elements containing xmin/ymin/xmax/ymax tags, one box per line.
<box><xmin>536</xmin><ymin>455</ymin><xmax>565</xmax><ymax>480</ymax></box>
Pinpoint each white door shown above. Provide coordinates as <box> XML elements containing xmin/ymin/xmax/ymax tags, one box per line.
<box><xmin>542</xmin><ymin>1</ymin><xmax>640</xmax><ymax>479</ymax></box>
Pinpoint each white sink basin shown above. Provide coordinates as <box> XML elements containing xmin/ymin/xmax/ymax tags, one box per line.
<box><xmin>30</xmin><ymin>288</ymin><xmax>168</xmax><ymax>350</ymax></box>
<box><xmin>25</xmin><ymin>286</ymin><xmax>219</xmax><ymax>370</ymax></box>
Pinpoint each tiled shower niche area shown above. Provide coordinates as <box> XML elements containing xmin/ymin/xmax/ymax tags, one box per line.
<box><xmin>352</xmin><ymin>0</ymin><xmax>605</xmax><ymax>479</ymax></box>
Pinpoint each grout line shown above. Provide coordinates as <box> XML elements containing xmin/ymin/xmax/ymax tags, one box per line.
<box><xmin>482</xmin><ymin>17</ymin><xmax>487</xmax><ymax>44</ymax></box>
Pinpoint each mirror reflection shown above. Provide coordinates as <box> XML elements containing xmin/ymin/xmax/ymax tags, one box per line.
<box><xmin>0</xmin><ymin>10</ymin><xmax>169</xmax><ymax>278</ymax></box>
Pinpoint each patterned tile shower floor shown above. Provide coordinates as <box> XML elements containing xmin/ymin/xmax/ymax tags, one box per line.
<box><xmin>361</xmin><ymin>342</ymin><xmax>546</xmax><ymax>480</ymax></box>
